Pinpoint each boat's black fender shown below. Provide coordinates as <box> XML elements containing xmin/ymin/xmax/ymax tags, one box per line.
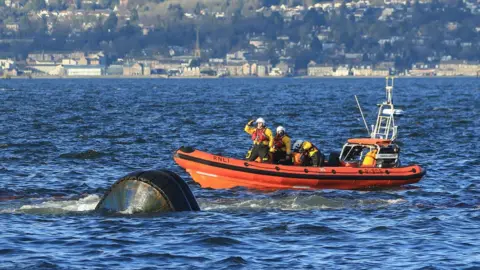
<box><xmin>95</xmin><ymin>170</ymin><xmax>200</xmax><ymax>214</ymax></box>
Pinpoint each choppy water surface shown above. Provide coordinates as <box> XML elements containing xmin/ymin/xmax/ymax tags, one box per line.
<box><xmin>0</xmin><ymin>78</ymin><xmax>479</xmax><ymax>269</ymax></box>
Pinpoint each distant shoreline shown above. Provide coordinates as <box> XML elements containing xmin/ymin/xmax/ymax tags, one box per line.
<box><xmin>4</xmin><ymin>75</ymin><xmax>479</xmax><ymax>80</ymax></box>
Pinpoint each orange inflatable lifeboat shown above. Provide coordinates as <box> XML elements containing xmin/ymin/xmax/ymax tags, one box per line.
<box><xmin>174</xmin><ymin>77</ymin><xmax>426</xmax><ymax>190</ymax></box>
<box><xmin>173</xmin><ymin>144</ymin><xmax>426</xmax><ymax>190</ymax></box>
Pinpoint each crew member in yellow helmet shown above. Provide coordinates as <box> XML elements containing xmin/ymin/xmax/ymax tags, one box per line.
<box><xmin>244</xmin><ymin>118</ymin><xmax>274</xmax><ymax>162</ymax></box>
<box><xmin>292</xmin><ymin>140</ymin><xmax>323</xmax><ymax>167</ymax></box>
<box><xmin>271</xmin><ymin>126</ymin><xmax>292</xmax><ymax>164</ymax></box>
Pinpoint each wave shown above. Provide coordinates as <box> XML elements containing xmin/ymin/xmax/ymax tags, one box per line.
<box><xmin>132</xmin><ymin>252</ymin><xmax>208</xmax><ymax>261</ymax></box>
<box><xmin>432</xmin><ymin>107</ymin><xmax>453</xmax><ymax>111</ymax></box>
<box><xmin>59</xmin><ymin>149</ymin><xmax>109</xmax><ymax>159</ymax></box>
<box><xmin>5</xmin><ymin>141</ymin><xmax>56</xmax><ymax>149</ymax></box>
<box><xmin>362</xmin><ymin>225</ymin><xmax>392</xmax><ymax>233</ymax></box>
<box><xmin>1</xmin><ymin>194</ymin><xmax>101</xmax><ymax>215</ymax></box>
<box><xmin>198</xmin><ymin>194</ymin><xmax>406</xmax><ymax>211</ymax></box>
<box><xmin>91</xmin><ymin>132</ymin><xmax>135</xmax><ymax>139</ymax></box>
<box><xmin>64</xmin><ymin>115</ymin><xmax>84</xmax><ymax>122</ymax></box>
<box><xmin>0</xmin><ymin>191</ymin><xmax>409</xmax><ymax>215</ymax></box>
<box><xmin>214</xmin><ymin>256</ymin><xmax>247</xmax><ymax>265</ymax></box>
<box><xmin>182</xmin><ymin>118</ymin><xmax>196</xmax><ymax>125</ymax></box>
<box><xmin>197</xmin><ymin>236</ymin><xmax>243</xmax><ymax>246</ymax></box>
<box><xmin>0</xmin><ymin>190</ymin><xmax>477</xmax><ymax>216</ymax></box>
<box><xmin>294</xmin><ymin>224</ymin><xmax>340</xmax><ymax>234</ymax></box>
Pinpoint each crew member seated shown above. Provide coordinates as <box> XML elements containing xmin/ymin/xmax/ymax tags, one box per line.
<box><xmin>271</xmin><ymin>126</ymin><xmax>292</xmax><ymax>165</ymax></box>
<box><xmin>292</xmin><ymin>140</ymin><xmax>323</xmax><ymax>167</ymax></box>
<box><xmin>362</xmin><ymin>148</ymin><xmax>377</xmax><ymax>167</ymax></box>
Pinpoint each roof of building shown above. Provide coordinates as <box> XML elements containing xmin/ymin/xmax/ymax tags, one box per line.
<box><xmin>63</xmin><ymin>65</ymin><xmax>105</xmax><ymax>69</ymax></box>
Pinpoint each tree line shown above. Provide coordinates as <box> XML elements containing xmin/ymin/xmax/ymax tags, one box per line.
<box><xmin>0</xmin><ymin>0</ymin><xmax>478</xmax><ymax>69</ymax></box>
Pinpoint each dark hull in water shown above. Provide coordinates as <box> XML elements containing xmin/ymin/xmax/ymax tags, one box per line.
<box><xmin>96</xmin><ymin>170</ymin><xmax>200</xmax><ymax>214</ymax></box>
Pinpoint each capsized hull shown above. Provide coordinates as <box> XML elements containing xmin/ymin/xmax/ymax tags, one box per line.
<box><xmin>174</xmin><ymin>147</ymin><xmax>426</xmax><ymax>190</ymax></box>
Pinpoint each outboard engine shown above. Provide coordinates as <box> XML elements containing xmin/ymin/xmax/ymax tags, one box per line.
<box><xmin>95</xmin><ymin>170</ymin><xmax>200</xmax><ymax>214</ymax></box>
<box><xmin>376</xmin><ymin>145</ymin><xmax>400</xmax><ymax>168</ymax></box>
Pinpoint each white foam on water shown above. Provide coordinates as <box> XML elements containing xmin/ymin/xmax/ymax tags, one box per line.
<box><xmin>16</xmin><ymin>194</ymin><xmax>101</xmax><ymax>214</ymax></box>
<box><xmin>385</xmin><ymin>199</ymin><xmax>407</xmax><ymax>204</ymax></box>
<box><xmin>118</xmin><ymin>205</ymin><xmax>146</xmax><ymax>215</ymax></box>
<box><xmin>199</xmin><ymin>195</ymin><xmax>408</xmax><ymax>212</ymax></box>
<box><xmin>119</xmin><ymin>208</ymin><xmax>136</xmax><ymax>215</ymax></box>
<box><xmin>358</xmin><ymin>198</ymin><xmax>406</xmax><ymax>206</ymax></box>
<box><xmin>198</xmin><ymin>195</ymin><xmax>345</xmax><ymax>211</ymax></box>
<box><xmin>0</xmin><ymin>194</ymin><xmax>410</xmax><ymax>214</ymax></box>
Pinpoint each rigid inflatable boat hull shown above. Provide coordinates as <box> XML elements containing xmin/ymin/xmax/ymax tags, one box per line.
<box><xmin>174</xmin><ymin>148</ymin><xmax>426</xmax><ymax>190</ymax></box>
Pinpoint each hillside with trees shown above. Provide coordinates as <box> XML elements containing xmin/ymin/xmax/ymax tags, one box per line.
<box><xmin>0</xmin><ymin>0</ymin><xmax>479</xmax><ymax>70</ymax></box>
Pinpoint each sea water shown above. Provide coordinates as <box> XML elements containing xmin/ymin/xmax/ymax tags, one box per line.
<box><xmin>0</xmin><ymin>78</ymin><xmax>478</xmax><ymax>269</ymax></box>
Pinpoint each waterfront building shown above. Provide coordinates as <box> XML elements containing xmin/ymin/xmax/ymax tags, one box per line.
<box><xmin>437</xmin><ymin>60</ymin><xmax>479</xmax><ymax>76</ymax></box>
<box><xmin>351</xmin><ymin>65</ymin><xmax>373</xmax><ymax>76</ymax></box>
<box><xmin>409</xmin><ymin>63</ymin><xmax>437</xmax><ymax>76</ymax></box>
<box><xmin>242</xmin><ymin>63</ymin><xmax>251</xmax><ymax>76</ymax></box>
<box><xmin>106</xmin><ymin>65</ymin><xmax>124</xmax><ymax>75</ymax></box>
<box><xmin>65</xmin><ymin>65</ymin><xmax>104</xmax><ymax>76</ymax></box>
<box><xmin>371</xmin><ymin>68</ymin><xmax>390</xmax><ymax>77</ymax></box>
<box><xmin>307</xmin><ymin>61</ymin><xmax>334</xmax><ymax>76</ymax></box>
<box><xmin>334</xmin><ymin>66</ymin><xmax>350</xmax><ymax>76</ymax></box>
<box><xmin>225</xmin><ymin>63</ymin><xmax>244</xmax><ymax>76</ymax></box>
<box><xmin>182</xmin><ymin>67</ymin><xmax>200</xmax><ymax>77</ymax></box>
<box><xmin>123</xmin><ymin>63</ymin><xmax>146</xmax><ymax>76</ymax></box>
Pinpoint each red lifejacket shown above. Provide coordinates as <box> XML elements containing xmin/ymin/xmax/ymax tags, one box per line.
<box><xmin>274</xmin><ymin>135</ymin><xmax>285</xmax><ymax>149</ymax></box>
<box><xmin>251</xmin><ymin>128</ymin><xmax>268</xmax><ymax>142</ymax></box>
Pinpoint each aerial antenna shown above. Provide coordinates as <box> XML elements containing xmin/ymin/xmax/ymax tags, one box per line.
<box><xmin>354</xmin><ymin>95</ymin><xmax>370</xmax><ymax>135</ymax></box>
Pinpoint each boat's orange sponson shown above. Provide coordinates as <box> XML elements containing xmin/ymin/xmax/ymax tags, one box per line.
<box><xmin>174</xmin><ymin>147</ymin><xmax>426</xmax><ymax>190</ymax></box>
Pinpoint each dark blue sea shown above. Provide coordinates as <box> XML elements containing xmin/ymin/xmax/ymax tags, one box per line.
<box><xmin>0</xmin><ymin>78</ymin><xmax>478</xmax><ymax>269</ymax></box>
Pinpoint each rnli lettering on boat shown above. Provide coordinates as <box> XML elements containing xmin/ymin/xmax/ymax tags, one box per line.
<box><xmin>213</xmin><ymin>155</ymin><xmax>230</xmax><ymax>163</ymax></box>
<box><xmin>363</xmin><ymin>168</ymin><xmax>384</xmax><ymax>174</ymax></box>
